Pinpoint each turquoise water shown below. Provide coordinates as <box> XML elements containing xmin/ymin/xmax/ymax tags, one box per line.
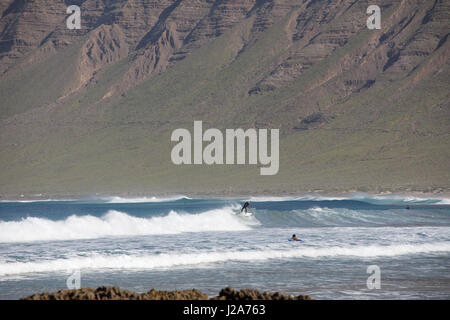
<box><xmin>0</xmin><ymin>194</ymin><xmax>449</xmax><ymax>299</ymax></box>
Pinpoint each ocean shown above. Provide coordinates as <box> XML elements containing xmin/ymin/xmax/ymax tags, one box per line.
<box><xmin>0</xmin><ymin>194</ymin><xmax>449</xmax><ymax>300</ymax></box>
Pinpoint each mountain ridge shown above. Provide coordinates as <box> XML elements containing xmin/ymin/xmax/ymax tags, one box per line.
<box><xmin>0</xmin><ymin>0</ymin><xmax>449</xmax><ymax>196</ymax></box>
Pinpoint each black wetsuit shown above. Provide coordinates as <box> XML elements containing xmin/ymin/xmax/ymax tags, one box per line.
<box><xmin>241</xmin><ymin>201</ymin><xmax>250</xmax><ymax>213</ymax></box>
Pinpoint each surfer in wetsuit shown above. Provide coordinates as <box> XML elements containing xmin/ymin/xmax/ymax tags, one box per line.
<box><xmin>241</xmin><ymin>201</ymin><xmax>251</xmax><ymax>213</ymax></box>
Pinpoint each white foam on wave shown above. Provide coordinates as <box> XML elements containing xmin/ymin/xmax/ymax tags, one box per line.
<box><xmin>297</xmin><ymin>207</ymin><xmax>384</xmax><ymax>225</ymax></box>
<box><xmin>0</xmin><ymin>208</ymin><xmax>252</xmax><ymax>243</ymax></box>
<box><xmin>248</xmin><ymin>196</ymin><xmax>300</xmax><ymax>202</ymax></box>
<box><xmin>368</xmin><ymin>195</ymin><xmax>450</xmax><ymax>204</ymax></box>
<box><xmin>248</xmin><ymin>195</ymin><xmax>346</xmax><ymax>202</ymax></box>
<box><xmin>104</xmin><ymin>195</ymin><xmax>191</xmax><ymax>203</ymax></box>
<box><xmin>1</xmin><ymin>242</ymin><xmax>449</xmax><ymax>276</ymax></box>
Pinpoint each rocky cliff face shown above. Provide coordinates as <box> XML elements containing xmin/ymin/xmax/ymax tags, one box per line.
<box><xmin>2</xmin><ymin>1</ymin><xmax>447</xmax><ymax>102</ymax></box>
<box><xmin>0</xmin><ymin>0</ymin><xmax>449</xmax><ymax>195</ymax></box>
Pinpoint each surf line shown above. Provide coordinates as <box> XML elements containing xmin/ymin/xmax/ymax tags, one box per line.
<box><xmin>171</xmin><ymin>121</ymin><xmax>279</xmax><ymax>175</ymax></box>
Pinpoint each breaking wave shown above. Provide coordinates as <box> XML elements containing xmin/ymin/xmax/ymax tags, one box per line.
<box><xmin>104</xmin><ymin>195</ymin><xmax>191</xmax><ymax>203</ymax></box>
<box><xmin>0</xmin><ymin>208</ymin><xmax>252</xmax><ymax>243</ymax></box>
<box><xmin>1</xmin><ymin>242</ymin><xmax>449</xmax><ymax>276</ymax></box>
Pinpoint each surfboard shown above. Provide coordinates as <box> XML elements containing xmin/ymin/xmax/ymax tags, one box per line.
<box><xmin>288</xmin><ymin>239</ymin><xmax>302</xmax><ymax>242</ymax></box>
<box><xmin>240</xmin><ymin>211</ymin><xmax>253</xmax><ymax>217</ymax></box>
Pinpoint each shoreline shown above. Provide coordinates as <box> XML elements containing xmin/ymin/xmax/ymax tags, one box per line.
<box><xmin>1</xmin><ymin>189</ymin><xmax>450</xmax><ymax>202</ymax></box>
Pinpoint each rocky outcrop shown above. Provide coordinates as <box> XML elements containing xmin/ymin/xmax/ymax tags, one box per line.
<box><xmin>249</xmin><ymin>0</ymin><xmax>449</xmax><ymax>101</ymax></box>
<box><xmin>0</xmin><ymin>0</ymin><xmax>69</xmax><ymax>75</ymax></box>
<box><xmin>68</xmin><ymin>24</ymin><xmax>129</xmax><ymax>97</ymax></box>
<box><xmin>104</xmin><ymin>20</ymin><xmax>181</xmax><ymax>98</ymax></box>
<box><xmin>21</xmin><ymin>286</ymin><xmax>312</xmax><ymax>300</ymax></box>
<box><xmin>212</xmin><ymin>286</ymin><xmax>312</xmax><ymax>300</ymax></box>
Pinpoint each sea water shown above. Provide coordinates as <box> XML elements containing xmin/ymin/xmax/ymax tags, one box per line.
<box><xmin>0</xmin><ymin>194</ymin><xmax>449</xmax><ymax>299</ymax></box>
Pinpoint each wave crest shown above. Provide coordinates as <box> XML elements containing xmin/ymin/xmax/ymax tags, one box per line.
<box><xmin>0</xmin><ymin>208</ymin><xmax>251</xmax><ymax>243</ymax></box>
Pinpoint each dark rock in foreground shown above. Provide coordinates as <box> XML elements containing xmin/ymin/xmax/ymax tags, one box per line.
<box><xmin>213</xmin><ymin>287</ymin><xmax>311</xmax><ymax>300</ymax></box>
<box><xmin>21</xmin><ymin>286</ymin><xmax>312</xmax><ymax>300</ymax></box>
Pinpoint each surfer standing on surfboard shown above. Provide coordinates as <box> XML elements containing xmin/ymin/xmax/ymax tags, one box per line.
<box><xmin>241</xmin><ymin>201</ymin><xmax>251</xmax><ymax>213</ymax></box>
